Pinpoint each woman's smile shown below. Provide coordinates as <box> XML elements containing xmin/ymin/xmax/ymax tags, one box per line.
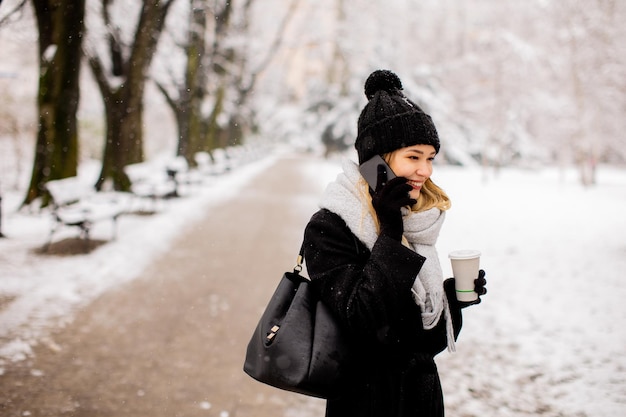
<box><xmin>407</xmin><ymin>180</ymin><xmax>423</xmax><ymax>190</ymax></box>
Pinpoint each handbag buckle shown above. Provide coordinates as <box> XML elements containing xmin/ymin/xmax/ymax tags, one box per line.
<box><xmin>294</xmin><ymin>254</ymin><xmax>304</xmax><ymax>272</ymax></box>
<box><xmin>266</xmin><ymin>325</ymin><xmax>280</xmax><ymax>343</ymax></box>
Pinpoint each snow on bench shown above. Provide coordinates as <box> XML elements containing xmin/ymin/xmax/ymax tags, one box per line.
<box><xmin>165</xmin><ymin>156</ymin><xmax>203</xmax><ymax>189</ymax></box>
<box><xmin>194</xmin><ymin>149</ymin><xmax>231</xmax><ymax>176</ymax></box>
<box><xmin>45</xmin><ymin>177</ymin><xmax>130</xmax><ymax>248</ymax></box>
<box><xmin>124</xmin><ymin>162</ymin><xmax>179</xmax><ymax>205</ymax></box>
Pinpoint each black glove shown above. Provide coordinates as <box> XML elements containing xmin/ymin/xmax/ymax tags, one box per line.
<box><xmin>444</xmin><ymin>269</ymin><xmax>488</xmax><ymax>308</ymax></box>
<box><xmin>371</xmin><ymin>165</ymin><xmax>416</xmax><ymax>241</ymax></box>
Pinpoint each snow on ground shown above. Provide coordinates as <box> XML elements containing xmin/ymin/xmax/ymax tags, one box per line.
<box><xmin>0</xmin><ymin>151</ymin><xmax>279</xmax><ymax>365</ymax></box>
<box><xmin>1</xmin><ymin>152</ymin><xmax>625</xmax><ymax>416</ymax></box>
<box><xmin>436</xmin><ymin>165</ymin><xmax>626</xmax><ymax>417</ymax></box>
<box><xmin>299</xmin><ymin>158</ymin><xmax>626</xmax><ymax>417</ymax></box>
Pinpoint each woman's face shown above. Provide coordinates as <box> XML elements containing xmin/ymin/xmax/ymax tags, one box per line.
<box><xmin>387</xmin><ymin>144</ymin><xmax>436</xmax><ymax>200</ymax></box>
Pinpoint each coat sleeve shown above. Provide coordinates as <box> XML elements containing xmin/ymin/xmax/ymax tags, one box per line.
<box><xmin>303</xmin><ymin>209</ymin><xmax>429</xmax><ymax>345</ymax></box>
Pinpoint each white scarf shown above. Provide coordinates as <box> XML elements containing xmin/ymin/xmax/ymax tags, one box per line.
<box><xmin>320</xmin><ymin>159</ymin><xmax>456</xmax><ymax>352</ymax></box>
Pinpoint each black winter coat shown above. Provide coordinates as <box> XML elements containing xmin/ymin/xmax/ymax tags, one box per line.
<box><xmin>303</xmin><ymin>209</ymin><xmax>463</xmax><ymax>417</ymax></box>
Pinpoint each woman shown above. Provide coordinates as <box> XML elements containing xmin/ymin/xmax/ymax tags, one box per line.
<box><xmin>303</xmin><ymin>70</ymin><xmax>487</xmax><ymax>417</ymax></box>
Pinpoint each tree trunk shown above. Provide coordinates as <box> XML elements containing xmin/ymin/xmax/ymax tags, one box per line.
<box><xmin>224</xmin><ymin>0</ymin><xmax>297</xmax><ymax>147</ymax></box>
<box><xmin>23</xmin><ymin>0</ymin><xmax>84</xmax><ymax>206</ymax></box>
<box><xmin>178</xmin><ymin>0</ymin><xmax>208</xmax><ymax>166</ymax></box>
<box><xmin>202</xmin><ymin>1</ymin><xmax>232</xmax><ymax>152</ymax></box>
<box><xmin>88</xmin><ymin>0</ymin><xmax>174</xmax><ymax>191</ymax></box>
<box><xmin>159</xmin><ymin>0</ymin><xmax>295</xmax><ymax>158</ymax></box>
<box><xmin>203</xmin><ymin>85</ymin><xmax>225</xmax><ymax>151</ymax></box>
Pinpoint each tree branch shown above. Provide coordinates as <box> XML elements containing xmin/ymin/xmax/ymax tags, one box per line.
<box><xmin>154</xmin><ymin>80</ymin><xmax>178</xmax><ymax>111</ymax></box>
<box><xmin>0</xmin><ymin>0</ymin><xmax>28</xmax><ymax>26</ymax></box>
<box><xmin>246</xmin><ymin>0</ymin><xmax>299</xmax><ymax>93</ymax></box>
<box><xmin>84</xmin><ymin>49</ymin><xmax>111</xmax><ymax>99</ymax></box>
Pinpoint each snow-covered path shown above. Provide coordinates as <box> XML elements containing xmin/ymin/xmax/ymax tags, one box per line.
<box><xmin>1</xmin><ymin>153</ymin><xmax>625</xmax><ymax>416</ymax></box>
<box><xmin>0</xmin><ymin>153</ymin><xmax>280</xmax><ymax>363</ymax></box>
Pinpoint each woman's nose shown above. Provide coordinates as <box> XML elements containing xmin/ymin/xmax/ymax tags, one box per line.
<box><xmin>415</xmin><ymin>164</ymin><xmax>427</xmax><ymax>176</ymax></box>
<box><xmin>415</xmin><ymin>163</ymin><xmax>431</xmax><ymax>178</ymax></box>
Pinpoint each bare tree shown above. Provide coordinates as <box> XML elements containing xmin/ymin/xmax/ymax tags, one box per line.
<box><xmin>225</xmin><ymin>0</ymin><xmax>299</xmax><ymax>145</ymax></box>
<box><xmin>198</xmin><ymin>0</ymin><xmax>298</xmax><ymax>149</ymax></box>
<box><xmin>155</xmin><ymin>0</ymin><xmax>216</xmax><ymax>166</ymax></box>
<box><xmin>170</xmin><ymin>0</ymin><xmax>207</xmax><ymax>165</ymax></box>
<box><xmin>155</xmin><ymin>0</ymin><xmax>298</xmax><ymax>164</ymax></box>
<box><xmin>22</xmin><ymin>0</ymin><xmax>85</xmax><ymax>206</ymax></box>
<box><xmin>85</xmin><ymin>0</ymin><xmax>175</xmax><ymax>191</ymax></box>
<box><xmin>546</xmin><ymin>1</ymin><xmax>626</xmax><ymax>184</ymax></box>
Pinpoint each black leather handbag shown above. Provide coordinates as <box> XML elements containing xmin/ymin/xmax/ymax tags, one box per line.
<box><xmin>243</xmin><ymin>246</ymin><xmax>350</xmax><ymax>398</ymax></box>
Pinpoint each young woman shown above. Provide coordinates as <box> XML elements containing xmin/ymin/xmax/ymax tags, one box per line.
<box><xmin>303</xmin><ymin>70</ymin><xmax>487</xmax><ymax>417</ymax></box>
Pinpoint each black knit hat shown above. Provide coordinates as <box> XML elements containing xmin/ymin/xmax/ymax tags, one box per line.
<box><xmin>355</xmin><ymin>69</ymin><xmax>440</xmax><ymax>164</ymax></box>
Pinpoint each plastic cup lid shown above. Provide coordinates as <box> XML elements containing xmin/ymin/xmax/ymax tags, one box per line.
<box><xmin>448</xmin><ymin>249</ymin><xmax>481</xmax><ymax>259</ymax></box>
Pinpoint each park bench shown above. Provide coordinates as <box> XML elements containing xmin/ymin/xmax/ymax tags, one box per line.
<box><xmin>165</xmin><ymin>156</ymin><xmax>204</xmax><ymax>189</ymax></box>
<box><xmin>44</xmin><ymin>177</ymin><xmax>129</xmax><ymax>249</ymax></box>
<box><xmin>124</xmin><ymin>162</ymin><xmax>179</xmax><ymax>209</ymax></box>
<box><xmin>194</xmin><ymin>149</ymin><xmax>231</xmax><ymax>176</ymax></box>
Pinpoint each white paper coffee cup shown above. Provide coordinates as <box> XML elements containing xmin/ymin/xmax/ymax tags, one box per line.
<box><xmin>448</xmin><ymin>250</ymin><xmax>481</xmax><ymax>302</ymax></box>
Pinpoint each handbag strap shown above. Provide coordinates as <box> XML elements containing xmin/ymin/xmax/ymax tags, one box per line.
<box><xmin>295</xmin><ymin>233</ymin><xmax>359</xmax><ymax>274</ymax></box>
<box><xmin>294</xmin><ymin>242</ymin><xmax>305</xmax><ymax>273</ymax></box>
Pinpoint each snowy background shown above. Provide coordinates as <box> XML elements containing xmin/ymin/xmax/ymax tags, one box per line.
<box><xmin>1</xmin><ymin>152</ymin><xmax>626</xmax><ymax>416</ymax></box>
<box><xmin>1</xmin><ymin>0</ymin><xmax>626</xmax><ymax>415</ymax></box>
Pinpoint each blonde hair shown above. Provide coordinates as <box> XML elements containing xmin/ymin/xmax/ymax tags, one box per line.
<box><xmin>413</xmin><ymin>177</ymin><xmax>451</xmax><ymax>212</ymax></box>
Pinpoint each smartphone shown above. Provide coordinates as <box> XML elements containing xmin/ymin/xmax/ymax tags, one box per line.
<box><xmin>359</xmin><ymin>155</ymin><xmax>396</xmax><ymax>190</ymax></box>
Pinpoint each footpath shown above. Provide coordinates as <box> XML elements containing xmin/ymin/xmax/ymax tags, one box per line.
<box><xmin>0</xmin><ymin>155</ymin><xmax>328</xmax><ymax>417</ymax></box>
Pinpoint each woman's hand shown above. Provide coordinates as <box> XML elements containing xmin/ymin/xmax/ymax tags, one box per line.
<box><xmin>444</xmin><ymin>269</ymin><xmax>488</xmax><ymax>308</ymax></box>
<box><xmin>371</xmin><ymin>165</ymin><xmax>416</xmax><ymax>241</ymax></box>
<box><xmin>474</xmin><ymin>269</ymin><xmax>487</xmax><ymax>298</ymax></box>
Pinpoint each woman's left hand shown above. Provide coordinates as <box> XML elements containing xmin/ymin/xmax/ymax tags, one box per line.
<box><xmin>444</xmin><ymin>269</ymin><xmax>487</xmax><ymax>308</ymax></box>
<box><xmin>474</xmin><ymin>269</ymin><xmax>487</xmax><ymax>298</ymax></box>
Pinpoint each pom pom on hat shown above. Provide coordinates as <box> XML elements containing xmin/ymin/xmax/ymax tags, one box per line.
<box><xmin>355</xmin><ymin>69</ymin><xmax>440</xmax><ymax>164</ymax></box>
<box><xmin>364</xmin><ymin>69</ymin><xmax>403</xmax><ymax>99</ymax></box>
